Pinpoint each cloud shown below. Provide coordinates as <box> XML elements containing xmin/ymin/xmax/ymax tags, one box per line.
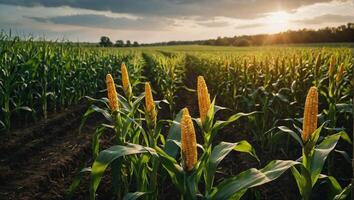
<box><xmin>293</xmin><ymin>14</ymin><xmax>354</xmax><ymax>24</ymax></box>
<box><xmin>235</xmin><ymin>23</ymin><xmax>264</xmax><ymax>29</ymax></box>
<box><xmin>27</xmin><ymin>14</ymin><xmax>175</xmax><ymax>31</ymax></box>
<box><xmin>0</xmin><ymin>0</ymin><xmax>341</xmax><ymax>19</ymax></box>
<box><xmin>197</xmin><ymin>21</ymin><xmax>230</xmax><ymax>27</ymax></box>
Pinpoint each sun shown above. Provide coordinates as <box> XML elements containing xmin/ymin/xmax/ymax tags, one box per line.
<box><xmin>266</xmin><ymin>11</ymin><xmax>291</xmax><ymax>32</ymax></box>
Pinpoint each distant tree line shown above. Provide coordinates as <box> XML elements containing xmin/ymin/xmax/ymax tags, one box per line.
<box><xmin>140</xmin><ymin>23</ymin><xmax>354</xmax><ymax>47</ymax></box>
<box><xmin>99</xmin><ymin>36</ymin><xmax>139</xmax><ymax>47</ymax></box>
<box><xmin>98</xmin><ymin>23</ymin><xmax>354</xmax><ymax>47</ymax></box>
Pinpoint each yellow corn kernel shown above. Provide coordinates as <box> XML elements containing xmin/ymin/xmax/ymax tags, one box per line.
<box><xmin>181</xmin><ymin>108</ymin><xmax>197</xmax><ymax>171</ymax></box>
<box><xmin>302</xmin><ymin>87</ymin><xmax>318</xmax><ymax>142</ymax></box>
<box><xmin>121</xmin><ymin>63</ymin><xmax>131</xmax><ymax>98</ymax></box>
<box><xmin>106</xmin><ymin>74</ymin><xmax>119</xmax><ymax>111</ymax></box>
<box><xmin>197</xmin><ymin>76</ymin><xmax>211</xmax><ymax>124</ymax></box>
<box><xmin>336</xmin><ymin>63</ymin><xmax>345</xmax><ymax>83</ymax></box>
<box><xmin>145</xmin><ymin>82</ymin><xmax>156</xmax><ymax>126</ymax></box>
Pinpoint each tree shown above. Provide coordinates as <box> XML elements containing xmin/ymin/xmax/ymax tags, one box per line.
<box><xmin>126</xmin><ymin>40</ymin><xmax>131</xmax><ymax>47</ymax></box>
<box><xmin>234</xmin><ymin>38</ymin><xmax>251</xmax><ymax>46</ymax></box>
<box><xmin>99</xmin><ymin>36</ymin><xmax>112</xmax><ymax>47</ymax></box>
<box><xmin>133</xmin><ymin>41</ymin><xmax>139</xmax><ymax>47</ymax></box>
<box><xmin>115</xmin><ymin>40</ymin><xmax>124</xmax><ymax>47</ymax></box>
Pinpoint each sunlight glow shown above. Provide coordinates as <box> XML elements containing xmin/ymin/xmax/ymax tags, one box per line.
<box><xmin>266</xmin><ymin>11</ymin><xmax>291</xmax><ymax>32</ymax></box>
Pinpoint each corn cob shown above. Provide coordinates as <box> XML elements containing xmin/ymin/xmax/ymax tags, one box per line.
<box><xmin>145</xmin><ymin>82</ymin><xmax>156</xmax><ymax>126</ymax></box>
<box><xmin>302</xmin><ymin>86</ymin><xmax>318</xmax><ymax>142</ymax></box>
<box><xmin>197</xmin><ymin>76</ymin><xmax>211</xmax><ymax>124</ymax></box>
<box><xmin>335</xmin><ymin>63</ymin><xmax>345</xmax><ymax>83</ymax></box>
<box><xmin>181</xmin><ymin>108</ymin><xmax>197</xmax><ymax>171</ymax></box>
<box><xmin>121</xmin><ymin>63</ymin><xmax>131</xmax><ymax>98</ymax></box>
<box><xmin>106</xmin><ymin>74</ymin><xmax>119</xmax><ymax>111</ymax></box>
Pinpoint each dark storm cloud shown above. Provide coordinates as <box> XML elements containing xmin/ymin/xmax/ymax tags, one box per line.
<box><xmin>0</xmin><ymin>0</ymin><xmax>342</xmax><ymax>19</ymax></box>
<box><xmin>293</xmin><ymin>14</ymin><xmax>354</xmax><ymax>24</ymax></box>
<box><xmin>27</xmin><ymin>14</ymin><xmax>175</xmax><ymax>30</ymax></box>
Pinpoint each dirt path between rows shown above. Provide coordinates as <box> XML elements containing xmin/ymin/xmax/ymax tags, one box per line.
<box><xmin>0</xmin><ymin>105</ymin><xmax>104</xmax><ymax>200</ymax></box>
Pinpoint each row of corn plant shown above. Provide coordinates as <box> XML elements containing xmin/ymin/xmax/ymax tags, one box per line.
<box><xmin>0</xmin><ymin>36</ymin><xmax>142</xmax><ymax>134</ymax></box>
<box><xmin>142</xmin><ymin>52</ymin><xmax>186</xmax><ymax>117</ymax></box>
<box><xmin>185</xmin><ymin>48</ymin><xmax>352</xmax><ymax>154</ymax></box>
<box><xmin>182</xmin><ymin>48</ymin><xmax>352</xmax><ymax>198</ymax></box>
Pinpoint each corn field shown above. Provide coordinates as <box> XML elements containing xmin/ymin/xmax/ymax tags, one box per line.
<box><xmin>0</xmin><ymin>37</ymin><xmax>353</xmax><ymax>200</ymax></box>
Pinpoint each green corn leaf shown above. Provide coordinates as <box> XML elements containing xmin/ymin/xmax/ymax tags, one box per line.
<box><xmin>79</xmin><ymin>106</ymin><xmax>96</xmax><ymax>134</ymax></box>
<box><xmin>233</xmin><ymin>140</ymin><xmax>259</xmax><ymax>162</ymax></box>
<box><xmin>205</xmin><ymin>141</ymin><xmax>258</xmax><ymax>193</ymax></box>
<box><xmin>155</xmin><ymin>146</ymin><xmax>184</xmax><ymax>192</ymax></box>
<box><xmin>208</xmin><ymin>160</ymin><xmax>300</xmax><ymax>200</ymax></box>
<box><xmin>318</xmin><ymin>174</ymin><xmax>342</xmax><ymax>197</ymax></box>
<box><xmin>92</xmin><ymin>124</ymin><xmax>114</xmax><ymax>160</ymax></box>
<box><xmin>131</xmin><ymin>92</ymin><xmax>145</xmax><ymax>111</ymax></box>
<box><xmin>290</xmin><ymin>166</ymin><xmax>311</xmax><ymax>198</ymax></box>
<box><xmin>334</xmin><ymin>150</ymin><xmax>352</xmax><ymax>164</ymax></box>
<box><xmin>278</xmin><ymin>126</ymin><xmax>303</xmax><ymax>147</ymax></box>
<box><xmin>13</xmin><ymin>106</ymin><xmax>32</xmax><ymax>112</ymax></box>
<box><xmin>335</xmin><ymin>103</ymin><xmax>352</xmax><ymax>114</ymax></box>
<box><xmin>90</xmin><ymin>143</ymin><xmax>157</xmax><ymax>200</ymax></box>
<box><xmin>164</xmin><ymin>109</ymin><xmax>183</xmax><ymax>158</ymax></box>
<box><xmin>122</xmin><ymin>192</ymin><xmax>149</xmax><ymax>200</ymax></box>
<box><xmin>0</xmin><ymin>120</ymin><xmax>5</xmax><ymax>130</ymax></box>
<box><xmin>309</xmin><ymin>132</ymin><xmax>342</xmax><ymax>186</ymax></box>
<box><xmin>334</xmin><ymin>183</ymin><xmax>352</xmax><ymax>200</ymax></box>
<box><xmin>213</xmin><ymin>111</ymin><xmax>258</xmax><ymax>133</ymax></box>
<box><xmin>337</xmin><ymin>130</ymin><xmax>352</xmax><ymax>144</ymax></box>
<box><xmin>84</xmin><ymin>96</ymin><xmax>109</xmax><ymax>108</ymax></box>
<box><xmin>66</xmin><ymin>167</ymin><xmax>92</xmax><ymax>199</ymax></box>
<box><xmin>118</xmin><ymin>93</ymin><xmax>130</xmax><ymax>110</ymax></box>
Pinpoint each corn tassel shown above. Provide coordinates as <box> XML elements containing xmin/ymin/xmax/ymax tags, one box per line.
<box><xmin>197</xmin><ymin>76</ymin><xmax>211</xmax><ymax>124</ymax></box>
<box><xmin>106</xmin><ymin>74</ymin><xmax>119</xmax><ymax>111</ymax></box>
<box><xmin>328</xmin><ymin>55</ymin><xmax>336</xmax><ymax>77</ymax></box>
<box><xmin>335</xmin><ymin>63</ymin><xmax>345</xmax><ymax>83</ymax></box>
<box><xmin>302</xmin><ymin>87</ymin><xmax>318</xmax><ymax>142</ymax></box>
<box><xmin>314</xmin><ymin>53</ymin><xmax>321</xmax><ymax>79</ymax></box>
<box><xmin>181</xmin><ymin>108</ymin><xmax>197</xmax><ymax>171</ymax></box>
<box><xmin>145</xmin><ymin>82</ymin><xmax>156</xmax><ymax>126</ymax></box>
<box><xmin>121</xmin><ymin>63</ymin><xmax>132</xmax><ymax>98</ymax></box>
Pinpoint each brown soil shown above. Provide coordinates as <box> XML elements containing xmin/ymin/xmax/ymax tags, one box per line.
<box><xmin>0</xmin><ymin>105</ymin><xmax>104</xmax><ymax>200</ymax></box>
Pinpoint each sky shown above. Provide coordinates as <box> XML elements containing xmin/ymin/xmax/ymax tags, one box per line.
<box><xmin>0</xmin><ymin>0</ymin><xmax>354</xmax><ymax>43</ymax></box>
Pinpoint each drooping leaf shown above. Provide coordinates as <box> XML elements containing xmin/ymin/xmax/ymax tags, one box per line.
<box><xmin>334</xmin><ymin>150</ymin><xmax>352</xmax><ymax>164</ymax></box>
<box><xmin>122</xmin><ymin>192</ymin><xmax>149</xmax><ymax>200</ymax></box>
<box><xmin>278</xmin><ymin>126</ymin><xmax>303</xmax><ymax>147</ymax></box>
<box><xmin>208</xmin><ymin>160</ymin><xmax>300</xmax><ymax>200</ymax></box>
<box><xmin>233</xmin><ymin>140</ymin><xmax>259</xmax><ymax>162</ymax></box>
<box><xmin>13</xmin><ymin>106</ymin><xmax>32</xmax><ymax>112</ymax></box>
<box><xmin>213</xmin><ymin>111</ymin><xmax>258</xmax><ymax>133</ymax></box>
